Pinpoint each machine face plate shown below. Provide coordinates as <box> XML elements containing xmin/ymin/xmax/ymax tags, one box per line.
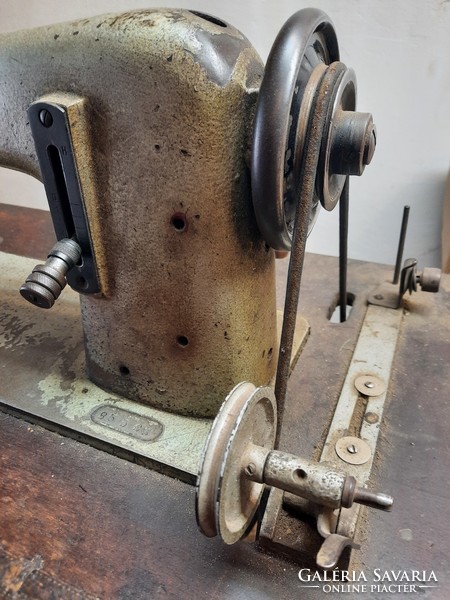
<box><xmin>0</xmin><ymin>251</ymin><xmax>308</xmax><ymax>483</ymax></box>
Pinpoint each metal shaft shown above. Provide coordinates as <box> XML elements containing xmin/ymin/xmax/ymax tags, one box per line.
<box><xmin>244</xmin><ymin>446</ymin><xmax>393</xmax><ymax>512</ymax></box>
<box><xmin>339</xmin><ymin>178</ymin><xmax>349</xmax><ymax>322</ymax></box>
<box><xmin>393</xmin><ymin>205</ymin><xmax>410</xmax><ymax>284</ymax></box>
<box><xmin>353</xmin><ymin>487</ymin><xmax>393</xmax><ymax>511</ymax></box>
<box><xmin>20</xmin><ymin>238</ymin><xmax>81</xmax><ymax>309</ymax></box>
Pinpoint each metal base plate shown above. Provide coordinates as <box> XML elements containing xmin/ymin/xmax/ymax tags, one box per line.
<box><xmin>0</xmin><ymin>251</ymin><xmax>308</xmax><ymax>482</ymax></box>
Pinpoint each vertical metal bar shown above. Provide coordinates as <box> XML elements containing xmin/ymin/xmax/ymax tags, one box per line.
<box><xmin>339</xmin><ymin>178</ymin><xmax>349</xmax><ymax>322</ymax></box>
<box><xmin>393</xmin><ymin>205</ymin><xmax>410</xmax><ymax>284</ymax></box>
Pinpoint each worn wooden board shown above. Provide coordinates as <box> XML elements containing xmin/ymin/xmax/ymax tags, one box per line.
<box><xmin>1</xmin><ymin>204</ymin><xmax>449</xmax><ymax>598</ymax></box>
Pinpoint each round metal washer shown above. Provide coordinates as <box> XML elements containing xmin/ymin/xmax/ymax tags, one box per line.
<box><xmin>335</xmin><ymin>436</ymin><xmax>372</xmax><ymax>465</ymax></box>
<box><xmin>251</xmin><ymin>8</ymin><xmax>339</xmax><ymax>251</ymax></box>
<box><xmin>354</xmin><ymin>374</ymin><xmax>386</xmax><ymax>397</ymax></box>
<box><xmin>196</xmin><ymin>382</ymin><xmax>277</xmax><ymax>544</ymax></box>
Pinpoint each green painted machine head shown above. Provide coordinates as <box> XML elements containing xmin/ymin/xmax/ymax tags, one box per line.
<box><xmin>0</xmin><ymin>8</ymin><xmax>375</xmax><ymax>420</ymax></box>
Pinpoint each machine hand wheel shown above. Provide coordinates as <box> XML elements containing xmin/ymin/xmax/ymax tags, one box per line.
<box><xmin>251</xmin><ymin>9</ymin><xmax>375</xmax><ymax>251</ymax></box>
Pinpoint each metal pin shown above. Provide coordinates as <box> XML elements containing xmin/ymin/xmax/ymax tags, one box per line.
<box><xmin>354</xmin><ymin>488</ymin><xmax>393</xmax><ymax>512</ymax></box>
<box><xmin>393</xmin><ymin>205</ymin><xmax>410</xmax><ymax>285</ymax></box>
<box><xmin>339</xmin><ymin>178</ymin><xmax>349</xmax><ymax>323</ymax></box>
<box><xmin>364</xmin><ymin>381</ymin><xmax>375</xmax><ymax>389</ymax></box>
<box><xmin>347</xmin><ymin>445</ymin><xmax>357</xmax><ymax>454</ymax></box>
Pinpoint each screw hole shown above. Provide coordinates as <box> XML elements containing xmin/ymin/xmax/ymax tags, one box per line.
<box><xmin>76</xmin><ymin>275</ymin><xmax>89</xmax><ymax>290</ymax></box>
<box><xmin>176</xmin><ymin>335</ymin><xmax>189</xmax><ymax>347</ymax></box>
<box><xmin>119</xmin><ymin>365</ymin><xmax>130</xmax><ymax>376</ymax></box>
<box><xmin>154</xmin><ymin>144</ymin><xmax>161</xmax><ymax>151</ymax></box>
<box><xmin>244</xmin><ymin>463</ymin><xmax>256</xmax><ymax>477</ymax></box>
<box><xmin>171</xmin><ymin>213</ymin><xmax>187</xmax><ymax>232</ymax></box>
<box><xmin>293</xmin><ymin>468</ymin><xmax>307</xmax><ymax>481</ymax></box>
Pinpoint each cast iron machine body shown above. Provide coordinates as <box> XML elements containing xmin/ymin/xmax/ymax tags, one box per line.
<box><xmin>0</xmin><ymin>9</ymin><xmax>278</xmax><ymax>417</ymax></box>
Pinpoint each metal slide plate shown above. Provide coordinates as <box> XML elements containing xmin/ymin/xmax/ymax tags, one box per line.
<box><xmin>0</xmin><ymin>251</ymin><xmax>308</xmax><ymax>482</ymax></box>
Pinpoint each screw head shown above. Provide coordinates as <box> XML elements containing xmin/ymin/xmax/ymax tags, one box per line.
<box><xmin>354</xmin><ymin>374</ymin><xmax>386</xmax><ymax>397</ymax></box>
<box><xmin>39</xmin><ymin>109</ymin><xmax>53</xmax><ymax>128</ymax></box>
<box><xmin>244</xmin><ymin>463</ymin><xmax>256</xmax><ymax>477</ymax></box>
<box><xmin>335</xmin><ymin>436</ymin><xmax>372</xmax><ymax>465</ymax></box>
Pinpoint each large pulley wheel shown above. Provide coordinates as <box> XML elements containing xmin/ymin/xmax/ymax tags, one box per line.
<box><xmin>196</xmin><ymin>382</ymin><xmax>277</xmax><ymax>544</ymax></box>
<box><xmin>251</xmin><ymin>9</ymin><xmax>339</xmax><ymax>251</ymax></box>
<box><xmin>252</xmin><ymin>9</ymin><xmax>376</xmax><ymax>251</ymax></box>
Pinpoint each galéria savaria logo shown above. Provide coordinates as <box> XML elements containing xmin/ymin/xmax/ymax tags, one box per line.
<box><xmin>298</xmin><ymin>569</ymin><xmax>439</xmax><ymax>594</ymax></box>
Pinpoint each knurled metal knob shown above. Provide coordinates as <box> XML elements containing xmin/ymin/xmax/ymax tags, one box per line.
<box><xmin>20</xmin><ymin>238</ymin><xmax>81</xmax><ymax>309</ymax></box>
<box><xmin>417</xmin><ymin>267</ymin><xmax>441</xmax><ymax>293</ymax></box>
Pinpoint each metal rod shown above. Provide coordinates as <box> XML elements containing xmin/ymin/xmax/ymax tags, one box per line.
<box><xmin>393</xmin><ymin>205</ymin><xmax>410</xmax><ymax>284</ymax></box>
<box><xmin>339</xmin><ymin>178</ymin><xmax>349</xmax><ymax>322</ymax></box>
<box><xmin>274</xmin><ymin>64</ymin><xmax>344</xmax><ymax>447</ymax></box>
<box><xmin>274</xmin><ymin>185</ymin><xmax>313</xmax><ymax>447</ymax></box>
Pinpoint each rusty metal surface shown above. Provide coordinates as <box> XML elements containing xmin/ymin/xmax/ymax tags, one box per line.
<box><xmin>0</xmin><ymin>10</ymin><xmax>278</xmax><ymax>418</ymax></box>
<box><xmin>263</xmin><ymin>452</ymin><xmax>346</xmax><ymax>509</ymax></box>
<box><xmin>274</xmin><ymin>63</ymin><xmax>347</xmax><ymax>444</ymax></box>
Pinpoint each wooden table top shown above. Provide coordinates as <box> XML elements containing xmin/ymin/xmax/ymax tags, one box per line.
<box><xmin>1</xmin><ymin>203</ymin><xmax>449</xmax><ymax>599</ymax></box>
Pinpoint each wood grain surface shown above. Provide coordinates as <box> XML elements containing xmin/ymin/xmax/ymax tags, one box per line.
<box><xmin>1</xmin><ymin>204</ymin><xmax>449</xmax><ymax>599</ymax></box>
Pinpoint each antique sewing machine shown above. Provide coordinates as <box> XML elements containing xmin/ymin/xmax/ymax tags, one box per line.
<box><xmin>0</xmin><ymin>8</ymin><xmax>448</xmax><ymax>599</ymax></box>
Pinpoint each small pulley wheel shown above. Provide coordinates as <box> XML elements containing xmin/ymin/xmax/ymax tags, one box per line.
<box><xmin>251</xmin><ymin>9</ymin><xmax>339</xmax><ymax>251</ymax></box>
<box><xmin>317</xmin><ymin>68</ymin><xmax>356</xmax><ymax>211</ymax></box>
<box><xmin>196</xmin><ymin>382</ymin><xmax>277</xmax><ymax>544</ymax></box>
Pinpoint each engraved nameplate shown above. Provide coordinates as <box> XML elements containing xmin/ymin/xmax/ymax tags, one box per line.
<box><xmin>91</xmin><ymin>405</ymin><xmax>164</xmax><ymax>442</ymax></box>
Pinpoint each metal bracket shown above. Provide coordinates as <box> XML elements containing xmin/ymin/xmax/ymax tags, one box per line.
<box><xmin>314</xmin><ymin>304</ymin><xmax>402</xmax><ymax>566</ymax></box>
<box><xmin>28</xmin><ymin>93</ymin><xmax>101</xmax><ymax>295</ymax></box>
<box><xmin>260</xmin><ymin>303</ymin><xmax>402</xmax><ymax>568</ymax></box>
<box><xmin>368</xmin><ymin>206</ymin><xmax>441</xmax><ymax>310</ymax></box>
<box><xmin>368</xmin><ymin>258</ymin><xmax>441</xmax><ymax>310</ymax></box>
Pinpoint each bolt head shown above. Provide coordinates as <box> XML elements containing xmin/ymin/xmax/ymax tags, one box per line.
<box><xmin>347</xmin><ymin>445</ymin><xmax>358</xmax><ymax>454</ymax></box>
